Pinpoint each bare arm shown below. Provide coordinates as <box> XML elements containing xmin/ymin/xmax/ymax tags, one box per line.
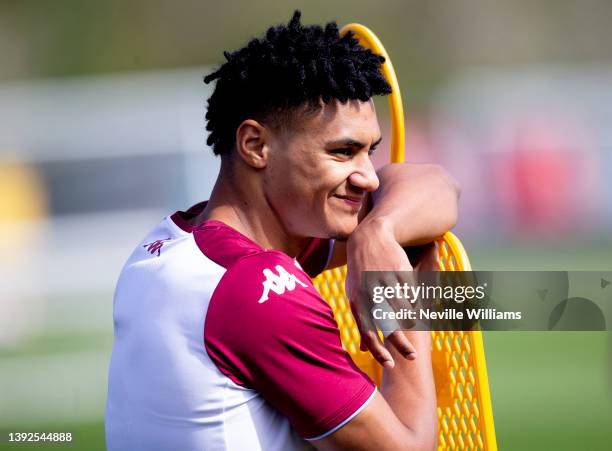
<box><xmin>313</xmin><ymin>333</ymin><xmax>437</xmax><ymax>451</ymax></box>
<box><xmin>312</xmin><ymin>242</ymin><xmax>440</xmax><ymax>450</ymax></box>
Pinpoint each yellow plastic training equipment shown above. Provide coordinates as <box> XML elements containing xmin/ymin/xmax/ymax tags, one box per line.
<box><xmin>312</xmin><ymin>24</ymin><xmax>497</xmax><ymax>451</ymax></box>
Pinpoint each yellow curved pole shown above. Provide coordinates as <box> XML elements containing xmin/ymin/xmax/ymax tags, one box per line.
<box><xmin>341</xmin><ymin>24</ymin><xmax>464</xmax><ymax>250</ymax></box>
<box><xmin>338</xmin><ymin>24</ymin><xmax>497</xmax><ymax>451</ymax></box>
<box><xmin>340</xmin><ymin>24</ymin><xmax>405</xmax><ymax>163</ymax></box>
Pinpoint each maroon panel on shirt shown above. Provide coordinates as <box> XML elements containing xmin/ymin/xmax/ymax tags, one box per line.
<box><xmin>197</xmin><ymin>222</ymin><xmax>375</xmax><ymax>439</ymax></box>
<box><xmin>194</xmin><ymin>219</ymin><xmax>263</xmax><ymax>269</ymax></box>
<box><xmin>172</xmin><ymin>201</ymin><xmax>330</xmax><ymax>277</ymax></box>
<box><xmin>170</xmin><ymin>201</ymin><xmax>207</xmax><ymax>232</ymax></box>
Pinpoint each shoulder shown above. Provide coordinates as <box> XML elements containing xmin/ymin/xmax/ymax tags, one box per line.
<box><xmin>193</xmin><ymin>220</ymin><xmax>265</xmax><ymax>269</ymax></box>
<box><xmin>206</xmin><ymin>250</ymin><xmax>331</xmax><ymax>333</ymax></box>
<box><xmin>192</xmin><ymin>219</ymin><xmax>327</xmax><ymax>312</ymax></box>
<box><xmin>232</xmin><ymin>251</ymin><xmax>313</xmax><ymax>302</ymax></box>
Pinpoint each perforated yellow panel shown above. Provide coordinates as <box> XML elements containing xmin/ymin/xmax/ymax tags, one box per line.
<box><xmin>312</xmin><ymin>233</ymin><xmax>497</xmax><ymax>450</ymax></box>
<box><xmin>313</xmin><ymin>265</ymin><xmax>384</xmax><ymax>386</ymax></box>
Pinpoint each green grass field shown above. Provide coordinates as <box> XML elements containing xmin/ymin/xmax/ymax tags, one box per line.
<box><xmin>1</xmin><ymin>333</ymin><xmax>609</xmax><ymax>450</ymax></box>
<box><xmin>485</xmin><ymin>332</ymin><xmax>611</xmax><ymax>450</ymax></box>
<box><xmin>1</xmin><ymin>242</ymin><xmax>610</xmax><ymax>450</ymax></box>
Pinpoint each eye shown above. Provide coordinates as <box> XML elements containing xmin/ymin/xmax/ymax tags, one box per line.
<box><xmin>331</xmin><ymin>147</ymin><xmax>354</xmax><ymax>157</ymax></box>
<box><xmin>368</xmin><ymin>146</ymin><xmax>378</xmax><ymax>156</ymax></box>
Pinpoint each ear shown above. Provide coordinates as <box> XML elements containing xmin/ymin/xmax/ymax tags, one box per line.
<box><xmin>235</xmin><ymin>119</ymin><xmax>270</xmax><ymax>169</ymax></box>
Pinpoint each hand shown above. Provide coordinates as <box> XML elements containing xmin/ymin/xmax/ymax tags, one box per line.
<box><xmin>346</xmin><ymin>220</ymin><xmax>439</xmax><ymax>368</ymax></box>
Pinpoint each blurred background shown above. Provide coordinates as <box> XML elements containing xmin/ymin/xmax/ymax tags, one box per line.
<box><xmin>1</xmin><ymin>0</ymin><xmax>610</xmax><ymax>449</ymax></box>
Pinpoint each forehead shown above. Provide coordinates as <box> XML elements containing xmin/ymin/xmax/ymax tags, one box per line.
<box><xmin>291</xmin><ymin>99</ymin><xmax>381</xmax><ymax>143</ymax></box>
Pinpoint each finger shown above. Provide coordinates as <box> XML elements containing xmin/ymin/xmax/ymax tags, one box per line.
<box><xmin>355</xmin><ymin>308</ymin><xmax>389</xmax><ymax>355</ymax></box>
<box><xmin>396</xmin><ymin>270</ymin><xmax>418</xmax><ymax>295</ymax></box>
<box><xmin>349</xmin><ymin>305</ymin><xmax>369</xmax><ymax>353</ymax></box>
<box><xmin>386</xmin><ymin>331</ymin><xmax>417</xmax><ymax>360</ymax></box>
<box><xmin>356</xmin><ymin>315</ymin><xmax>374</xmax><ymax>352</ymax></box>
<box><xmin>360</xmin><ymin>330</ymin><xmax>394</xmax><ymax>368</ymax></box>
<box><xmin>350</xmin><ymin>301</ymin><xmax>376</xmax><ymax>352</ymax></box>
<box><xmin>359</xmin><ymin>328</ymin><xmax>368</xmax><ymax>352</ymax></box>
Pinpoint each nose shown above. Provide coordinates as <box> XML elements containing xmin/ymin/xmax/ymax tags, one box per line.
<box><xmin>347</xmin><ymin>154</ymin><xmax>380</xmax><ymax>193</ymax></box>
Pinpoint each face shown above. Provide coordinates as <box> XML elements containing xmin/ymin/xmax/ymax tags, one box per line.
<box><xmin>263</xmin><ymin>99</ymin><xmax>381</xmax><ymax>240</ymax></box>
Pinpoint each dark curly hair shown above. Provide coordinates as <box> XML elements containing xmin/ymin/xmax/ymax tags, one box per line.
<box><xmin>203</xmin><ymin>10</ymin><xmax>392</xmax><ymax>156</ymax></box>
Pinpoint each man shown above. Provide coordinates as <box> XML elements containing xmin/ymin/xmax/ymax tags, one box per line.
<box><xmin>106</xmin><ymin>11</ymin><xmax>459</xmax><ymax>451</ymax></box>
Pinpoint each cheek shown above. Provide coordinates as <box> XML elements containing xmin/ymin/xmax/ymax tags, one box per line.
<box><xmin>268</xmin><ymin>149</ymin><xmax>352</xmax><ymax>229</ymax></box>
<box><xmin>266</xmin><ymin>158</ymin><xmax>321</xmax><ymax>215</ymax></box>
<box><xmin>281</xmin><ymin>155</ymin><xmax>330</xmax><ymax>202</ymax></box>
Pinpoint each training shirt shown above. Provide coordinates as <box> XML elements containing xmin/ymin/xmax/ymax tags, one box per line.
<box><xmin>105</xmin><ymin>202</ymin><xmax>376</xmax><ymax>451</ymax></box>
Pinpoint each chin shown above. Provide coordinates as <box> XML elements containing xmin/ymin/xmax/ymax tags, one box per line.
<box><xmin>316</xmin><ymin>211</ymin><xmax>358</xmax><ymax>241</ymax></box>
<box><xmin>328</xmin><ymin>221</ymin><xmax>358</xmax><ymax>241</ymax></box>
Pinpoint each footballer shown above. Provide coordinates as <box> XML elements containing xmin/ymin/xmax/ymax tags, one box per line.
<box><xmin>106</xmin><ymin>11</ymin><xmax>459</xmax><ymax>451</ymax></box>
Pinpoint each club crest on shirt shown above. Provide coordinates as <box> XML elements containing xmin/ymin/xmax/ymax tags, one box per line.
<box><xmin>143</xmin><ymin>238</ymin><xmax>171</xmax><ymax>257</ymax></box>
<box><xmin>258</xmin><ymin>265</ymin><xmax>308</xmax><ymax>303</ymax></box>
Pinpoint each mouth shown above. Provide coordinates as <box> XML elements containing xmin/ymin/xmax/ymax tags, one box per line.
<box><xmin>332</xmin><ymin>194</ymin><xmax>364</xmax><ymax>209</ymax></box>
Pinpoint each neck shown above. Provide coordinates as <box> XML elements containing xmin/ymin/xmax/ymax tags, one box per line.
<box><xmin>194</xmin><ymin>163</ymin><xmax>308</xmax><ymax>257</ymax></box>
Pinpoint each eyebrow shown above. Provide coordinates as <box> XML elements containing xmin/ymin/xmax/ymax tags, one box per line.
<box><xmin>325</xmin><ymin>136</ymin><xmax>383</xmax><ymax>149</ymax></box>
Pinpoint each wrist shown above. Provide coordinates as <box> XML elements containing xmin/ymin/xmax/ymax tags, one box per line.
<box><xmin>351</xmin><ymin>215</ymin><xmax>396</xmax><ymax>245</ymax></box>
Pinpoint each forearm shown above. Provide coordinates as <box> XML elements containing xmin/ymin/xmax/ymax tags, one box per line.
<box><xmin>359</xmin><ymin>163</ymin><xmax>460</xmax><ymax>246</ymax></box>
<box><xmin>380</xmin><ymin>331</ymin><xmax>438</xmax><ymax>449</ymax></box>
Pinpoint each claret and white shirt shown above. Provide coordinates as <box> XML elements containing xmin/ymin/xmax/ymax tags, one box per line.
<box><xmin>105</xmin><ymin>202</ymin><xmax>376</xmax><ymax>451</ymax></box>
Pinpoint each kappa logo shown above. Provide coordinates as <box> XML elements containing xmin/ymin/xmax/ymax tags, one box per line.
<box><xmin>143</xmin><ymin>238</ymin><xmax>171</xmax><ymax>256</ymax></box>
<box><xmin>257</xmin><ymin>265</ymin><xmax>308</xmax><ymax>304</ymax></box>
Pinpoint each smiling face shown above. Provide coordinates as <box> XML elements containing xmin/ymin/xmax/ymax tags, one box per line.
<box><xmin>263</xmin><ymin>99</ymin><xmax>382</xmax><ymax>240</ymax></box>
